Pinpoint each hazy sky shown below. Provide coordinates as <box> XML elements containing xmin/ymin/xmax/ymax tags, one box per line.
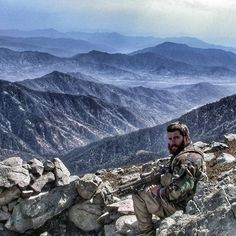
<box><xmin>1</xmin><ymin>0</ymin><xmax>236</xmax><ymax>45</ymax></box>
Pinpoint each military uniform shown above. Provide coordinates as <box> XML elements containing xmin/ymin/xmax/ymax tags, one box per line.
<box><xmin>132</xmin><ymin>144</ymin><xmax>206</xmax><ymax>234</ymax></box>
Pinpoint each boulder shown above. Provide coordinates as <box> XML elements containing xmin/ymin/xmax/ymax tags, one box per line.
<box><xmin>28</xmin><ymin>158</ymin><xmax>44</xmax><ymax>176</ymax></box>
<box><xmin>30</xmin><ymin>172</ymin><xmax>55</xmax><ymax>193</ymax></box>
<box><xmin>93</xmin><ymin>181</ymin><xmax>114</xmax><ymax>206</ymax></box>
<box><xmin>53</xmin><ymin>158</ymin><xmax>70</xmax><ymax>186</ymax></box>
<box><xmin>69</xmin><ymin>201</ymin><xmax>103</xmax><ymax>232</ymax></box>
<box><xmin>224</xmin><ymin>133</ymin><xmax>236</xmax><ymax>144</ymax></box>
<box><xmin>107</xmin><ymin>197</ymin><xmax>134</xmax><ymax>215</ymax></box>
<box><xmin>76</xmin><ymin>174</ymin><xmax>102</xmax><ymax>200</ymax></box>
<box><xmin>2</xmin><ymin>157</ymin><xmax>23</xmax><ymax>167</ymax></box>
<box><xmin>43</xmin><ymin>160</ymin><xmax>55</xmax><ymax>172</ymax></box>
<box><xmin>5</xmin><ymin>181</ymin><xmax>78</xmax><ymax>233</ymax></box>
<box><xmin>217</xmin><ymin>153</ymin><xmax>235</xmax><ymax>164</ymax></box>
<box><xmin>115</xmin><ymin>215</ymin><xmax>139</xmax><ymax>235</ymax></box>
<box><xmin>204</xmin><ymin>142</ymin><xmax>228</xmax><ymax>153</ymax></box>
<box><xmin>0</xmin><ymin>209</ymin><xmax>10</xmax><ymax>221</ymax></box>
<box><xmin>0</xmin><ymin>163</ymin><xmax>30</xmax><ymax>188</ymax></box>
<box><xmin>0</xmin><ymin>186</ymin><xmax>21</xmax><ymax>206</ymax></box>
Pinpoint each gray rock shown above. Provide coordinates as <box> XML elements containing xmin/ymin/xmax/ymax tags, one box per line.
<box><xmin>217</xmin><ymin>153</ymin><xmax>235</xmax><ymax>164</ymax></box>
<box><xmin>115</xmin><ymin>215</ymin><xmax>138</xmax><ymax>235</ymax></box>
<box><xmin>30</xmin><ymin>172</ymin><xmax>55</xmax><ymax>193</ymax></box>
<box><xmin>204</xmin><ymin>142</ymin><xmax>228</xmax><ymax>153</ymax></box>
<box><xmin>185</xmin><ymin>207</ymin><xmax>236</xmax><ymax>236</ymax></box>
<box><xmin>53</xmin><ymin>158</ymin><xmax>70</xmax><ymax>186</ymax></box>
<box><xmin>76</xmin><ymin>174</ymin><xmax>102</xmax><ymax>200</ymax></box>
<box><xmin>224</xmin><ymin>133</ymin><xmax>236</xmax><ymax>143</ymax></box>
<box><xmin>223</xmin><ymin>184</ymin><xmax>236</xmax><ymax>203</ymax></box>
<box><xmin>104</xmin><ymin>223</ymin><xmax>117</xmax><ymax>236</ymax></box>
<box><xmin>69</xmin><ymin>201</ymin><xmax>103</xmax><ymax>232</ymax></box>
<box><xmin>232</xmin><ymin>202</ymin><xmax>236</xmax><ymax>218</ymax></box>
<box><xmin>2</xmin><ymin>206</ymin><xmax>8</xmax><ymax>213</ymax></box>
<box><xmin>193</xmin><ymin>141</ymin><xmax>209</xmax><ymax>150</ymax></box>
<box><xmin>43</xmin><ymin>160</ymin><xmax>55</xmax><ymax>172</ymax></box>
<box><xmin>0</xmin><ymin>186</ymin><xmax>21</xmax><ymax>206</ymax></box>
<box><xmin>203</xmin><ymin>153</ymin><xmax>216</xmax><ymax>163</ymax></box>
<box><xmin>5</xmin><ymin>181</ymin><xmax>78</xmax><ymax>233</ymax></box>
<box><xmin>28</xmin><ymin>158</ymin><xmax>44</xmax><ymax>176</ymax></box>
<box><xmin>0</xmin><ymin>209</ymin><xmax>10</xmax><ymax>221</ymax></box>
<box><xmin>107</xmin><ymin>197</ymin><xmax>134</xmax><ymax>215</ymax></box>
<box><xmin>0</xmin><ymin>163</ymin><xmax>30</xmax><ymax>188</ymax></box>
<box><xmin>2</xmin><ymin>157</ymin><xmax>23</xmax><ymax>167</ymax></box>
<box><xmin>111</xmin><ymin>168</ymin><xmax>124</xmax><ymax>175</ymax></box>
<box><xmin>93</xmin><ymin>181</ymin><xmax>114</xmax><ymax>206</ymax></box>
<box><xmin>202</xmin><ymin>188</ymin><xmax>231</xmax><ymax>212</ymax></box>
<box><xmin>186</xmin><ymin>200</ymin><xmax>201</xmax><ymax>215</ymax></box>
<box><xmin>8</xmin><ymin>200</ymin><xmax>18</xmax><ymax>212</ymax></box>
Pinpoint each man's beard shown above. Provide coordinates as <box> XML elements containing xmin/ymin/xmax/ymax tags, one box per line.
<box><xmin>168</xmin><ymin>141</ymin><xmax>185</xmax><ymax>156</ymax></box>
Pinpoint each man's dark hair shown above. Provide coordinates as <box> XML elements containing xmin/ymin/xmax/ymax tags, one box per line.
<box><xmin>167</xmin><ymin>121</ymin><xmax>191</xmax><ymax>144</ymax></box>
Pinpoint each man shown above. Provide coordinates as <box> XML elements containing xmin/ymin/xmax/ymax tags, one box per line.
<box><xmin>132</xmin><ymin>121</ymin><xmax>206</xmax><ymax>236</ymax></box>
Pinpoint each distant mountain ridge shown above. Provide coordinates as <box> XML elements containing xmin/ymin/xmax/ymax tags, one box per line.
<box><xmin>0</xmin><ymin>70</ymin><xmax>230</xmax><ymax>159</ymax></box>
<box><xmin>0</xmin><ymin>80</ymin><xmax>146</xmax><ymax>156</ymax></box>
<box><xmin>19</xmin><ymin>71</ymin><xmax>231</xmax><ymax>127</ymax></box>
<box><xmin>0</xmin><ymin>35</ymin><xmax>115</xmax><ymax>57</ymax></box>
<box><xmin>1</xmin><ymin>29</ymin><xmax>236</xmax><ymax>54</ymax></box>
<box><xmin>131</xmin><ymin>42</ymin><xmax>236</xmax><ymax>70</ymax></box>
<box><xmin>1</xmin><ymin>43</ymin><xmax>236</xmax><ymax>81</ymax></box>
<box><xmin>62</xmin><ymin>92</ymin><xmax>236</xmax><ymax>174</ymax></box>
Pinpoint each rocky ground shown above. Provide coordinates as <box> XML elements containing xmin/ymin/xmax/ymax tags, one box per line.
<box><xmin>0</xmin><ymin>134</ymin><xmax>235</xmax><ymax>235</ymax></box>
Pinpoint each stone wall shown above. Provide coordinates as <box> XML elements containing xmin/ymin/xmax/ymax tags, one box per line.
<box><xmin>0</xmin><ymin>135</ymin><xmax>235</xmax><ymax>235</ymax></box>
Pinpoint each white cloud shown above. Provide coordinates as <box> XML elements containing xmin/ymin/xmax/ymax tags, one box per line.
<box><xmin>0</xmin><ymin>0</ymin><xmax>236</xmax><ymax>45</ymax></box>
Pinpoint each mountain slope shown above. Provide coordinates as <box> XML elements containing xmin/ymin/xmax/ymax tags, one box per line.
<box><xmin>0</xmin><ymin>36</ymin><xmax>115</xmax><ymax>57</ymax></box>
<box><xmin>0</xmin><ymin>80</ymin><xmax>145</xmax><ymax>156</ymax></box>
<box><xmin>131</xmin><ymin>42</ymin><xmax>236</xmax><ymax>71</ymax></box>
<box><xmin>2</xmin><ymin>44</ymin><xmax>236</xmax><ymax>82</ymax></box>
<box><xmin>62</xmin><ymin>93</ymin><xmax>236</xmax><ymax>174</ymax></box>
<box><xmin>1</xmin><ymin>29</ymin><xmax>236</xmax><ymax>53</ymax></box>
<box><xmin>19</xmin><ymin>71</ymin><xmax>232</xmax><ymax>127</ymax></box>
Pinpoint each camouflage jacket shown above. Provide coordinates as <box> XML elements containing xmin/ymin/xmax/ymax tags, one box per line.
<box><xmin>160</xmin><ymin>144</ymin><xmax>206</xmax><ymax>208</ymax></box>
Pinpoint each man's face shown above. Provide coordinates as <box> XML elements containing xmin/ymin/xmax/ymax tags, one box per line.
<box><xmin>167</xmin><ymin>130</ymin><xmax>186</xmax><ymax>155</ymax></box>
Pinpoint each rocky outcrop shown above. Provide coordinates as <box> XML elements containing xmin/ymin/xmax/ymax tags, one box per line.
<box><xmin>0</xmin><ymin>134</ymin><xmax>235</xmax><ymax>235</ymax></box>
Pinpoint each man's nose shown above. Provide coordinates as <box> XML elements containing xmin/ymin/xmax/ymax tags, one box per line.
<box><xmin>170</xmin><ymin>140</ymin><xmax>176</xmax><ymax>146</ymax></box>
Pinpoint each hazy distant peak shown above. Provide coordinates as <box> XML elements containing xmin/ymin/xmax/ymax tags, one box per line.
<box><xmin>155</xmin><ymin>42</ymin><xmax>190</xmax><ymax>49</ymax></box>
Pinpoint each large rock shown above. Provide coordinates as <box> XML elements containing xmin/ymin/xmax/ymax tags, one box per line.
<box><xmin>0</xmin><ymin>163</ymin><xmax>30</xmax><ymax>188</ymax></box>
<box><xmin>0</xmin><ymin>186</ymin><xmax>21</xmax><ymax>206</ymax></box>
<box><xmin>217</xmin><ymin>153</ymin><xmax>235</xmax><ymax>164</ymax></box>
<box><xmin>53</xmin><ymin>158</ymin><xmax>70</xmax><ymax>186</ymax></box>
<box><xmin>93</xmin><ymin>181</ymin><xmax>114</xmax><ymax>206</ymax></box>
<box><xmin>107</xmin><ymin>197</ymin><xmax>134</xmax><ymax>215</ymax></box>
<box><xmin>30</xmin><ymin>172</ymin><xmax>55</xmax><ymax>193</ymax></box>
<box><xmin>115</xmin><ymin>215</ymin><xmax>139</xmax><ymax>235</ymax></box>
<box><xmin>28</xmin><ymin>158</ymin><xmax>44</xmax><ymax>176</ymax></box>
<box><xmin>76</xmin><ymin>174</ymin><xmax>102</xmax><ymax>200</ymax></box>
<box><xmin>2</xmin><ymin>157</ymin><xmax>23</xmax><ymax>167</ymax></box>
<box><xmin>5</xmin><ymin>181</ymin><xmax>78</xmax><ymax>233</ymax></box>
<box><xmin>224</xmin><ymin>133</ymin><xmax>236</xmax><ymax>144</ymax></box>
<box><xmin>69</xmin><ymin>201</ymin><xmax>103</xmax><ymax>232</ymax></box>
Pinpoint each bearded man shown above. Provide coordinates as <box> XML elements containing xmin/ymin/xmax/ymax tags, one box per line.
<box><xmin>132</xmin><ymin>121</ymin><xmax>206</xmax><ymax>236</ymax></box>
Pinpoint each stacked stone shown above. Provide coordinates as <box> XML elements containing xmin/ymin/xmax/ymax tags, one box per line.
<box><xmin>0</xmin><ymin>157</ymin><xmax>71</xmax><ymax>232</ymax></box>
<box><xmin>0</xmin><ymin>134</ymin><xmax>235</xmax><ymax>235</ymax></box>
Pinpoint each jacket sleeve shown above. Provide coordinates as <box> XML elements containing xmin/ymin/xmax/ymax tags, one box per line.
<box><xmin>162</xmin><ymin>153</ymin><xmax>203</xmax><ymax>201</ymax></box>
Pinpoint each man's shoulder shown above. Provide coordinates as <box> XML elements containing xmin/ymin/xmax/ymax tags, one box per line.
<box><xmin>177</xmin><ymin>144</ymin><xmax>204</xmax><ymax>162</ymax></box>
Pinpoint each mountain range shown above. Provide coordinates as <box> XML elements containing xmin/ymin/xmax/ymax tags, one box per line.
<box><xmin>0</xmin><ymin>79</ymin><xmax>145</xmax><ymax>156</ymax></box>
<box><xmin>1</xmin><ymin>42</ymin><xmax>236</xmax><ymax>82</ymax></box>
<box><xmin>1</xmin><ymin>29</ymin><xmax>236</xmax><ymax>54</ymax></box>
<box><xmin>0</xmin><ymin>71</ymin><xmax>231</xmax><ymax>159</ymax></box>
<box><xmin>62</xmin><ymin>92</ymin><xmax>236</xmax><ymax>174</ymax></box>
<box><xmin>19</xmin><ymin>71</ymin><xmax>231</xmax><ymax>126</ymax></box>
